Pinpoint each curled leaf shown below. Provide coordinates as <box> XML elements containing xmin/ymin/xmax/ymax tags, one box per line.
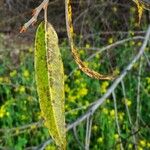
<box><xmin>65</xmin><ymin>0</ymin><xmax>115</xmax><ymax>80</ymax></box>
<box><xmin>134</xmin><ymin>0</ymin><xmax>150</xmax><ymax>23</ymax></box>
<box><xmin>135</xmin><ymin>0</ymin><xmax>144</xmax><ymax>23</ymax></box>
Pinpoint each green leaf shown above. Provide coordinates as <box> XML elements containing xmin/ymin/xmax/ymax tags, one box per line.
<box><xmin>34</xmin><ymin>22</ymin><xmax>66</xmax><ymax>149</ymax></box>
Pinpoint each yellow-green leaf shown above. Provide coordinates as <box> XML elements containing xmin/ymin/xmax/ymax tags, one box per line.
<box><xmin>34</xmin><ymin>22</ymin><xmax>66</xmax><ymax>149</ymax></box>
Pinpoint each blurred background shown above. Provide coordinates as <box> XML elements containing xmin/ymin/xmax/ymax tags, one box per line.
<box><xmin>0</xmin><ymin>0</ymin><xmax>150</xmax><ymax>150</ymax></box>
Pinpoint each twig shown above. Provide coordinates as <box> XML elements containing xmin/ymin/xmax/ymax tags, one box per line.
<box><xmin>20</xmin><ymin>0</ymin><xmax>49</xmax><ymax>33</ymax></box>
<box><xmin>135</xmin><ymin>58</ymin><xmax>143</xmax><ymax>135</ymax></box>
<box><xmin>73</xmin><ymin>126</ymin><xmax>84</xmax><ymax>149</ymax></box>
<box><xmin>82</xmin><ymin>31</ymin><xmax>146</xmax><ymax>38</ymax></box>
<box><xmin>86</xmin><ymin>36</ymin><xmax>145</xmax><ymax>61</ymax></box>
<box><xmin>143</xmin><ymin>51</ymin><xmax>150</xmax><ymax>67</ymax></box>
<box><xmin>85</xmin><ymin>116</ymin><xmax>93</xmax><ymax>150</ymax></box>
<box><xmin>35</xmin><ymin>139</ymin><xmax>52</xmax><ymax>150</ymax></box>
<box><xmin>112</xmin><ymin>91</ymin><xmax>124</xmax><ymax>150</ymax></box>
<box><xmin>121</xmin><ymin>80</ymin><xmax>137</xmax><ymax>149</ymax></box>
<box><xmin>0</xmin><ymin>120</ymin><xmax>42</xmax><ymax>133</ymax></box>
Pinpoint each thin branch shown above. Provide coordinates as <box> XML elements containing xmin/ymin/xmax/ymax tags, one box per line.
<box><xmin>121</xmin><ymin>80</ymin><xmax>137</xmax><ymax>149</ymax></box>
<box><xmin>73</xmin><ymin>126</ymin><xmax>84</xmax><ymax>149</ymax></box>
<box><xmin>135</xmin><ymin>58</ymin><xmax>143</xmax><ymax>131</ymax></box>
<box><xmin>0</xmin><ymin>120</ymin><xmax>42</xmax><ymax>133</ymax></box>
<box><xmin>85</xmin><ymin>116</ymin><xmax>93</xmax><ymax>150</ymax></box>
<box><xmin>112</xmin><ymin>91</ymin><xmax>124</xmax><ymax>150</ymax></box>
<box><xmin>35</xmin><ymin>139</ymin><xmax>52</xmax><ymax>150</ymax></box>
<box><xmin>20</xmin><ymin>0</ymin><xmax>49</xmax><ymax>33</ymax></box>
<box><xmin>82</xmin><ymin>31</ymin><xmax>146</xmax><ymax>38</ymax></box>
<box><xmin>143</xmin><ymin>52</ymin><xmax>150</xmax><ymax>67</ymax></box>
<box><xmin>86</xmin><ymin>36</ymin><xmax>145</xmax><ymax>61</ymax></box>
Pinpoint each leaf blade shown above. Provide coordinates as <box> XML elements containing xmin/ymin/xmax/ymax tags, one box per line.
<box><xmin>34</xmin><ymin>22</ymin><xmax>66</xmax><ymax>149</ymax></box>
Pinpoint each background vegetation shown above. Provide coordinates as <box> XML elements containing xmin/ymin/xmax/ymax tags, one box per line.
<box><xmin>0</xmin><ymin>0</ymin><xmax>150</xmax><ymax>149</ymax></box>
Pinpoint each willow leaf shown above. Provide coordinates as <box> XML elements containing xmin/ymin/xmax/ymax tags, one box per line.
<box><xmin>34</xmin><ymin>22</ymin><xmax>66</xmax><ymax>149</ymax></box>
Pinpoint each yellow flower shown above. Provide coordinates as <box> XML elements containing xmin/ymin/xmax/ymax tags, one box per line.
<box><xmin>65</xmin><ymin>84</ymin><xmax>70</xmax><ymax>93</ymax></box>
<box><xmin>19</xmin><ymin>86</ymin><xmax>25</xmax><ymax>93</ymax></box>
<box><xmin>118</xmin><ymin>112</ymin><xmax>125</xmax><ymax>121</ymax></box>
<box><xmin>112</xmin><ymin>7</ymin><xmax>117</xmax><ymax>13</ymax></box>
<box><xmin>45</xmin><ymin>145</ymin><xmax>56</xmax><ymax>150</ymax></box>
<box><xmin>97</xmin><ymin>137</ymin><xmax>103</xmax><ymax>143</ymax></box>
<box><xmin>95</xmin><ymin>54</ymin><xmax>100</xmax><ymax>59</ymax></box>
<box><xmin>102</xmin><ymin>108</ymin><xmax>109</xmax><ymax>115</ymax></box>
<box><xmin>138</xmin><ymin>146</ymin><xmax>143</xmax><ymax>150</ymax></box>
<box><xmin>110</xmin><ymin>109</ymin><xmax>115</xmax><ymax>117</ymax></box>
<box><xmin>125</xmin><ymin>98</ymin><xmax>132</xmax><ymax>107</ymax></box>
<box><xmin>113</xmin><ymin>68</ymin><xmax>120</xmax><ymax>76</ymax></box>
<box><xmin>146</xmin><ymin>77</ymin><xmax>150</xmax><ymax>84</ymax></box>
<box><xmin>74</xmin><ymin>79</ymin><xmax>80</xmax><ymax>85</ymax></box>
<box><xmin>137</xmin><ymin>42</ymin><xmax>142</xmax><ymax>46</ymax></box>
<box><xmin>65</xmin><ymin>105</ymin><xmax>69</xmax><ymax>110</ymax></box>
<box><xmin>80</xmin><ymin>83</ymin><xmax>86</xmax><ymax>88</ymax></box>
<box><xmin>83</xmin><ymin>62</ymin><xmax>89</xmax><ymax>66</ymax></box>
<box><xmin>6</xmin><ymin>112</ymin><xmax>10</xmax><ymax>117</ymax></box>
<box><xmin>31</xmin><ymin>125</ymin><xmax>36</xmax><ymax>130</ymax></box>
<box><xmin>129</xmin><ymin>30</ymin><xmax>135</xmax><ymax>36</ymax></box>
<box><xmin>145</xmin><ymin>47</ymin><xmax>149</xmax><ymax>51</ymax></box>
<box><xmin>74</xmin><ymin>70</ymin><xmax>81</xmax><ymax>77</ymax></box>
<box><xmin>85</xmin><ymin>43</ymin><xmax>90</xmax><ymax>48</ymax></box>
<box><xmin>21</xmin><ymin>115</ymin><xmax>27</xmax><ymax>121</ymax></box>
<box><xmin>85</xmin><ymin>101</ymin><xmax>89</xmax><ymax>107</ymax></box>
<box><xmin>108</xmin><ymin>37</ymin><xmax>113</xmax><ymax>44</ymax></box>
<box><xmin>100</xmin><ymin>81</ymin><xmax>109</xmax><ymax>94</ymax></box>
<box><xmin>130</xmin><ymin>41</ymin><xmax>135</xmax><ymax>46</ymax></box>
<box><xmin>23</xmin><ymin>70</ymin><xmax>30</xmax><ymax>78</ymax></box>
<box><xmin>3</xmin><ymin>77</ymin><xmax>10</xmax><ymax>83</ymax></box>
<box><xmin>0</xmin><ymin>105</ymin><xmax>6</xmax><ymax>118</ymax></box>
<box><xmin>15</xmin><ymin>129</ymin><xmax>19</xmax><ymax>135</ymax></box>
<box><xmin>133</xmin><ymin>62</ymin><xmax>139</xmax><ymax>69</ymax></box>
<box><xmin>80</xmin><ymin>35</ymin><xmax>83</xmax><ymax>39</ymax></box>
<box><xmin>68</xmin><ymin>95</ymin><xmax>76</xmax><ymax>102</ymax></box>
<box><xmin>134</xmin><ymin>22</ymin><xmax>139</xmax><ymax>27</ymax></box>
<box><xmin>147</xmin><ymin>142</ymin><xmax>150</xmax><ymax>147</ymax></box>
<box><xmin>140</xmin><ymin>140</ymin><xmax>146</xmax><ymax>147</ymax></box>
<box><xmin>37</xmin><ymin>112</ymin><xmax>42</xmax><ymax>120</ymax></box>
<box><xmin>92</xmin><ymin>125</ymin><xmax>98</xmax><ymax>132</ymax></box>
<box><xmin>28</xmin><ymin>48</ymin><xmax>33</xmax><ymax>53</ymax></box>
<box><xmin>10</xmin><ymin>70</ymin><xmax>17</xmax><ymax>77</ymax></box>
<box><xmin>79</xmin><ymin>88</ymin><xmax>88</xmax><ymax>97</ymax></box>
<box><xmin>27</xmin><ymin>96</ymin><xmax>32</xmax><ymax>102</ymax></box>
<box><xmin>114</xmin><ymin>134</ymin><xmax>119</xmax><ymax>140</ymax></box>
<box><xmin>130</xmin><ymin>7</ymin><xmax>136</xmax><ymax>13</ymax></box>
<box><xmin>128</xmin><ymin>144</ymin><xmax>133</xmax><ymax>149</ymax></box>
<box><xmin>0</xmin><ymin>77</ymin><xmax>3</xmax><ymax>83</ymax></box>
<box><xmin>79</xmin><ymin>49</ymin><xmax>85</xmax><ymax>55</ymax></box>
<box><xmin>106</xmin><ymin>99</ymin><xmax>110</xmax><ymax>104</ymax></box>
